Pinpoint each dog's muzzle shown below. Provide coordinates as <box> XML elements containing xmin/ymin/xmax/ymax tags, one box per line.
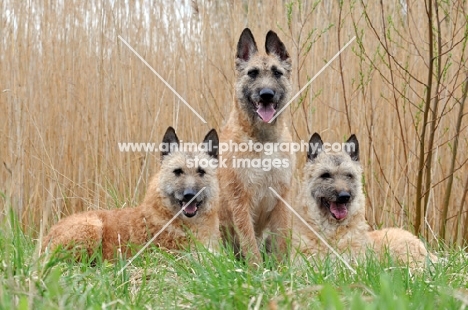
<box><xmin>255</xmin><ymin>88</ymin><xmax>277</xmax><ymax>123</ymax></box>
<box><xmin>321</xmin><ymin>191</ymin><xmax>351</xmax><ymax>221</ymax></box>
<box><xmin>178</xmin><ymin>189</ymin><xmax>202</xmax><ymax>218</ymax></box>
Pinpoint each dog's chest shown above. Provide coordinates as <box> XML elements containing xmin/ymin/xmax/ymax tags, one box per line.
<box><xmin>237</xmin><ymin>151</ymin><xmax>292</xmax><ymax>213</ymax></box>
<box><xmin>239</xmin><ymin>148</ymin><xmax>291</xmax><ymax>174</ymax></box>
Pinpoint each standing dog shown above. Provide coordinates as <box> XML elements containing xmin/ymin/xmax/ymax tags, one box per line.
<box><xmin>218</xmin><ymin>28</ymin><xmax>295</xmax><ymax>264</ymax></box>
<box><xmin>294</xmin><ymin>133</ymin><xmax>436</xmax><ymax>267</ymax></box>
<box><xmin>43</xmin><ymin>127</ymin><xmax>220</xmax><ymax>260</ymax></box>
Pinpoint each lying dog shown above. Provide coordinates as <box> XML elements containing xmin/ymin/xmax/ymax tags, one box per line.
<box><xmin>294</xmin><ymin>133</ymin><xmax>436</xmax><ymax>267</ymax></box>
<box><xmin>42</xmin><ymin>127</ymin><xmax>220</xmax><ymax>260</ymax></box>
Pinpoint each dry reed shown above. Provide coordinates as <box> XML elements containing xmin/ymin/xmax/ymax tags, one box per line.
<box><xmin>1</xmin><ymin>0</ymin><xmax>467</xmax><ymax>246</ymax></box>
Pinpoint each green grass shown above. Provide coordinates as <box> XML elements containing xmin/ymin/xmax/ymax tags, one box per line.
<box><xmin>1</xmin><ymin>211</ymin><xmax>467</xmax><ymax>310</ymax></box>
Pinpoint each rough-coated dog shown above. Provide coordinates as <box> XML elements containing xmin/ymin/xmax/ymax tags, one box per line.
<box><xmin>218</xmin><ymin>28</ymin><xmax>295</xmax><ymax>264</ymax></box>
<box><xmin>293</xmin><ymin>133</ymin><xmax>370</xmax><ymax>259</ymax></box>
<box><xmin>42</xmin><ymin>127</ymin><xmax>220</xmax><ymax>260</ymax></box>
<box><xmin>294</xmin><ymin>133</ymin><xmax>436</xmax><ymax>267</ymax></box>
<box><xmin>368</xmin><ymin>227</ymin><xmax>437</xmax><ymax>266</ymax></box>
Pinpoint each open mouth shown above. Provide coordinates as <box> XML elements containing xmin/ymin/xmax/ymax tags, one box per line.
<box><xmin>321</xmin><ymin>198</ymin><xmax>348</xmax><ymax>221</ymax></box>
<box><xmin>178</xmin><ymin>199</ymin><xmax>202</xmax><ymax>218</ymax></box>
<box><xmin>254</xmin><ymin>102</ymin><xmax>277</xmax><ymax>123</ymax></box>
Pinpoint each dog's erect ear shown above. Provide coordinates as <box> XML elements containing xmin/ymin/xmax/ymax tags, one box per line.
<box><xmin>265</xmin><ymin>30</ymin><xmax>290</xmax><ymax>62</ymax></box>
<box><xmin>345</xmin><ymin>134</ymin><xmax>359</xmax><ymax>161</ymax></box>
<box><xmin>161</xmin><ymin>127</ymin><xmax>180</xmax><ymax>160</ymax></box>
<box><xmin>202</xmin><ymin>129</ymin><xmax>219</xmax><ymax>159</ymax></box>
<box><xmin>307</xmin><ymin>133</ymin><xmax>323</xmax><ymax>162</ymax></box>
<box><xmin>236</xmin><ymin>28</ymin><xmax>258</xmax><ymax>62</ymax></box>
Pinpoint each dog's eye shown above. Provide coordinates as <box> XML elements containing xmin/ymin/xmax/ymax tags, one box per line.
<box><xmin>248</xmin><ymin>69</ymin><xmax>259</xmax><ymax>78</ymax></box>
<box><xmin>197</xmin><ymin>167</ymin><xmax>206</xmax><ymax>177</ymax></box>
<box><xmin>320</xmin><ymin>172</ymin><xmax>331</xmax><ymax>179</ymax></box>
<box><xmin>173</xmin><ymin>169</ymin><xmax>184</xmax><ymax>176</ymax></box>
<box><xmin>273</xmin><ymin>69</ymin><xmax>283</xmax><ymax>77</ymax></box>
<box><xmin>346</xmin><ymin>173</ymin><xmax>354</xmax><ymax>179</ymax></box>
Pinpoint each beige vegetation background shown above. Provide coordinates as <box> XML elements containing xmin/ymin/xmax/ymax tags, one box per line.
<box><xmin>1</xmin><ymin>0</ymin><xmax>467</xmax><ymax>247</ymax></box>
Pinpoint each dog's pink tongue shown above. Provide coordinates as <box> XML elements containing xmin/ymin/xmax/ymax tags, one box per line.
<box><xmin>330</xmin><ymin>202</ymin><xmax>348</xmax><ymax>220</ymax></box>
<box><xmin>183</xmin><ymin>202</ymin><xmax>198</xmax><ymax>214</ymax></box>
<box><xmin>257</xmin><ymin>104</ymin><xmax>276</xmax><ymax>122</ymax></box>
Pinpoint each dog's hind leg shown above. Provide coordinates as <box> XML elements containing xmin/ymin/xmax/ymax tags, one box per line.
<box><xmin>42</xmin><ymin>212</ymin><xmax>104</xmax><ymax>260</ymax></box>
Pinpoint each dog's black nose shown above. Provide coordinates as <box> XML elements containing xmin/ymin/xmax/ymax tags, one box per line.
<box><xmin>259</xmin><ymin>88</ymin><xmax>275</xmax><ymax>101</ymax></box>
<box><xmin>183</xmin><ymin>189</ymin><xmax>197</xmax><ymax>202</ymax></box>
<box><xmin>337</xmin><ymin>191</ymin><xmax>351</xmax><ymax>203</ymax></box>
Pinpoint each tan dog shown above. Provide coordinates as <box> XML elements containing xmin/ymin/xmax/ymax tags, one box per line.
<box><xmin>218</xmin><ymin>28</ymin><xmax>295</xmax><ymax>264</ymax></box>
<box><xmin>42</xmin><ymin>127</ymin><xmax>220</xmax><ymax>260</ymax></box>
<box><xmin>368</xmin><ymin>228</ymin><xmax>437</xmax><ymax>266</ymax></box>
<box><xmin>294</xmin><ymin>133</ymin><xmax>436</xmax><ymax>267</ymax></box>
<box><xmin>293</xmin><ymin>133</ymin><xmax>370</xmax><ymax>259</ymax></box>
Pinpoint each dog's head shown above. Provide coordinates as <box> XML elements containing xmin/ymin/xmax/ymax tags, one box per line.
<box><xmin>303</xmin><ymin>133</ymin><xmax>364</xmax><ymax>224</ymax></box>
<box><xmin>157</xmin><ymin>127</ymin><xmax>219</xmax><ymax>219</ymax></box>
<box><xmin>234</xmin><ymin>28</ymin><xmax>292</xmax><ymax>125</ymax></box>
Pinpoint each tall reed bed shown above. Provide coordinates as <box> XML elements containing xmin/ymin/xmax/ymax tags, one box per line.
<box><xmin>1</xmin><ymin>0</ymin><xmax>467</xmax><ymax>246</ymax></box>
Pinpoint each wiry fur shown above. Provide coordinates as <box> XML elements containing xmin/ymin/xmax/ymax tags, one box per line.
<box><xmin>42</xmin><ymin>127</ymin><xmax>220</xmax><ymax>260</ymax></box>
<box><xmin>294</xmin><ymin>133</ymin><xmax>436</xmax><ymax>267</ymax></box>
<box><xmin>218</xmin><ymin>28</ymin><xmax>295</xmax><ymax>264</ymax></box>
<box><xmin>368</xmin><ymin>228</ymin><xmax>437</xmax><ymax>267</ymax></box>
<box><xmin>293</xmin><ymin>133</ymin><xmax>370</xmax><ymax>258</ymax></box>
